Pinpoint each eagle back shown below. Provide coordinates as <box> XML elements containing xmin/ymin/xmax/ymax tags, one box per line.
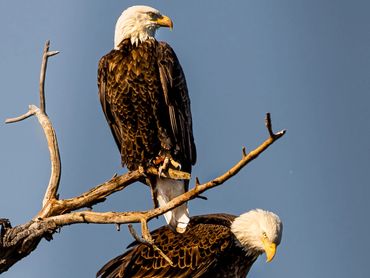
<box><xmin>98</xmin><ymin>214</ymin><xmax>256</xmax><ymax>278</ymax></box>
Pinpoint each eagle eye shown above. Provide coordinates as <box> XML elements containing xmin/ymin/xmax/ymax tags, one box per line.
<box><xmin>147</xmin><ymin>11</ymin><xmax>159</xmax><ymax>20</ymax></box>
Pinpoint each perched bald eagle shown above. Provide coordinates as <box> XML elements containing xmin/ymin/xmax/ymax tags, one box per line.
<box><xmin>97</xmin><ymin>209</ymin><xmax>283</xmax><ymax>278</ymax></box>
<box><xmin>98</xmin><ymin>6</ymin><xmax>196</xmax><ymax>233</ymax></box>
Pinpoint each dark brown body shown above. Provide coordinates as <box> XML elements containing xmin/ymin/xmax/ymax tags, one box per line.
<box><xmin>98</xmin><ymin>39</ymin><xmax>196</xmax><ymax>173</ymax></box>
<box><xmin>97</xmin><ymin>214</ymin><xmax>259</xmax><ymax>278</ymax></box>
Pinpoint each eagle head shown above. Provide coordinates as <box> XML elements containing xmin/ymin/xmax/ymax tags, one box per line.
<box><xmin>114</xmin><ymin>5</ymin><xmax>173</xmax><ymax>48</ymax></box>
<box><xmin>231</xmin><ymin>209</ymin><xmax>283</xmax><ymax>262</ymax></box>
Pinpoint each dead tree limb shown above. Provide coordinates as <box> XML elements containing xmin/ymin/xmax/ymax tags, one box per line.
<box><xmin>0</xmin><ymin>40</ymin><xmax>286</xmax><ymax>273</ymax></box>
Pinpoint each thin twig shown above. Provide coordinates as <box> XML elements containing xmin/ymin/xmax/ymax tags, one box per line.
<box><xmin>39</xmin><ymin>41</ymin><xmax>49</xmax><ymax>113</ymax></box>
<box><xmin>242</xmin><ymin>146</ymin><xmax>247</xmax><ymax>157</ymax></box>
<box><xmin>5</xmin><ymin>109</ymin><xmax>35</xmax><ymax>124</ymax></box>
<box><xmin>39</xmin><ymin>41</ymin><xmax>60</xmax><ymax>114</ymax></box>
<box><xmin>195</xmin><ymin>177</ymin><xmax>200</xmax><ymax>189</ymax></box>
<box><xmin>140</xmin><ymin>218</ymin><xmax>152</xmax><ymax>243</ymax></box>
<box><xmin>128</xmin><ymin>224</ymin><xmax>174</xmax><ymax>266</ymax></box>
<box><xmin>195</xmin><ymin>195</ymin><xmax>208</xmax><ymax>200</ymax></box>
<box><xmin>47</xmin><ymin>51</ymin><xmax>60</xmax><ymax>57</ymax></box>
<box><xmin>265</xmin><ymin>112</ymin><xmax>279</xmax><ymax>138</ymax></box>
<box><xmin>128</xmin><ymin>224</ymin><xmax>142</xmax><ymax>242</ymax></box>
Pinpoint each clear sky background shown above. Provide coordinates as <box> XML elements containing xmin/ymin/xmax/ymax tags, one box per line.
<box><xmin>1</xmin><ymin>0</ymin><xmax>369</xmax><ymax>277</ymax></box>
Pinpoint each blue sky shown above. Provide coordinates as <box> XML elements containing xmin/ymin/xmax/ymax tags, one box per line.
<box><xmin>1</xmin><ymin>1</ymin><xmax>370</xmax><ymax>277</ymax></box>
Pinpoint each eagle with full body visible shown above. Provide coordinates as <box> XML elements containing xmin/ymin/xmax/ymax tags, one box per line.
<box><xmin>98</xmin><ymin>6</ymin><xmax>196</xmax><ymax>233</ymax></box>
<box><xmin>97</xmin><ymin>209</ymin><xmax>283</xmax><ymax>278</ymax></box>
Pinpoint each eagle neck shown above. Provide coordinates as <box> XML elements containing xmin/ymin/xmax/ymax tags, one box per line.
<box><xmin>117</xmin><ymin>38</ymin><xmax>157</xmax><ymax>52</ymax></box>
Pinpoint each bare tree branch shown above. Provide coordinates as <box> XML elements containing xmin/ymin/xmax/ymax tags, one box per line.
<box><xmin>128</xmin><ymin>224</ymin><xmax>174</xmax><ymax>266</ymax></box>
<box><xmin>5</xmin><ymin>40</ymin><xmax>62</xmax><ymax>209</ymax></box>
<box><xmin>35</xmin><ymin>105</ymin><xmax>62</xmax><ymax>208</ymax></box>
<box><xmin>37</xmin><ymin>170</ymin><xmax>143</xmax><ymax>218</ymax></box>
<box><xmin>4</xmin><ymin>107</ymin><xmax>36</xmax><ymax>124</ymax></box>
<box><xmin>39</xmin><ymin>41</ymin><xmax>62</xmax><ymax>207</ymax></box>
<box><xmin>39</xmin><ymin>40</ymin><xmax>60</xmax><ymax>113</ymax></box>
<box><xmin>0</xmin><ymin>40</ymin><xmax>286</xmax><ymax>274</ymax></box>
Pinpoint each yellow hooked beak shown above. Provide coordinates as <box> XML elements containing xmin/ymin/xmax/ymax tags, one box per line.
<box><xmin>262</xmin><ymin>238</ymin><xmax>277</xmax><ymax>263</ymax></box>
<box><xmin>155</xmin><ymin>15</ymin><xmax>173</xmax><ymax>30</ymax></box>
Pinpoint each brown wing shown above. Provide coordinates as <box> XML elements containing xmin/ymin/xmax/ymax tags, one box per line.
<box><xmin>98</xmin><ymin>43</ymin><xmax>163</xmax><ymax>170</ymax></box>
<box><xmin>98</xmin><ymin>52</ymin><xmax>124</xmax><ymax>156</ymax></box>
<box><xmin>97</xmin><ymin>214</ymin><xmax>237</xmax><ymax>278</ymax></box>
<box><xmin>157</xmin><ymin>42</ymin><xmax>196</xmax><ymax>171</ymax></box>
<box><xmin>98</xmin><ymin>40</ymin><xmax>196</xmax><ymax>172</ymax></box>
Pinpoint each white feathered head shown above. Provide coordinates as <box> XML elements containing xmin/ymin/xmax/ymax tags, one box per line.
<box><xmin>114</xmin><ymin>5</ymin><xmax>173</xmax><ymax>48</ymax></box>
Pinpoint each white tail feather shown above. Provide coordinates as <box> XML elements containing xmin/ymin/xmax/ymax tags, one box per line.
<box><xmin>156</xmin><ymin>177</ymin><xmax>189</xmax><ymax>233</ymax></box>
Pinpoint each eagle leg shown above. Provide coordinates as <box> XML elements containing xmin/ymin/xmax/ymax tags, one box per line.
<box><xmin>145</xmin><ymin>176</ymin><xmax>160</xmax><ymax>210</ymax></box>
<box><xmin>156</xmin><ymin>156</ymin><xmax>182</xmax><ymax>177</ymax></box>
<box><xmin>158</xmin><ymin>157</ymin><xmax>170</xmax><ymax>177</ymax></box>
<box><xmin>169</xmin><ymin>158</ymin><xmax>181</xmax><ymax>170</ymax></box>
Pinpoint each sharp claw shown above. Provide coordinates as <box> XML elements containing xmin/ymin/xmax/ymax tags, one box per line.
<box><xmin>158</xmin><ymin>167</ymin><xmax>163</xmax><ymax>178</ymax></box>
<box><xmin>156</xmin><ymin>156</ymin><xmax>182</xmax><ymax>177</ymax></box>
<box><xmin>169</xmin><ymin>159</ymin><xmax>181</xmax><ymax>170</ymax></box>
<box><xmin>158</xmin><ymin>157</ymin><xmax>170</xmax><ymax>177</ymax></box>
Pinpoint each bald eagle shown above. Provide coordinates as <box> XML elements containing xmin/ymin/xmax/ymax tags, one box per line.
<box><xmin>98</xmin><ymin>6</ymin><xmax>196</xmax><ymax>233</ymax></box>
<box><xmin>97</xmin><ymin>209</ymin><xmax>283</xmax><ymax>278</ymax></box>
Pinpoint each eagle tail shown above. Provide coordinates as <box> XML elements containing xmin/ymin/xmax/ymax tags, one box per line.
<box><xmin>155</xmin><ymin>177</ymin><xmax>189</xmax><ymax>233</ymax></box>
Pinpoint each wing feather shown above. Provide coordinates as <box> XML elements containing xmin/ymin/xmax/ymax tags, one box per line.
<box><xmin>157</xmin><ymin>42</ymin><xmax>196</xmax><ymax>169</ymax></box>
<box><xmin>97</xmin><ymin>214</ymin><xmax>236</xmax><ymax>278</ymax></box>
<box><xmin>98</xmin><ymin>53</ymin><xmax>124</xmax><ymax>157</ymax></box>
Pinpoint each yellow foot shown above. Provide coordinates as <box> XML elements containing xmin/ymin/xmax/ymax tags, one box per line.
<box><xmin>155</xmin><ymin>156</ymin><xmax>182</xmax><ymax>177</ymax></box>
<box><xmin>158</xmin><ymin>157</ymin><xmax>170</xmax><ymax>177</ymax></box>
